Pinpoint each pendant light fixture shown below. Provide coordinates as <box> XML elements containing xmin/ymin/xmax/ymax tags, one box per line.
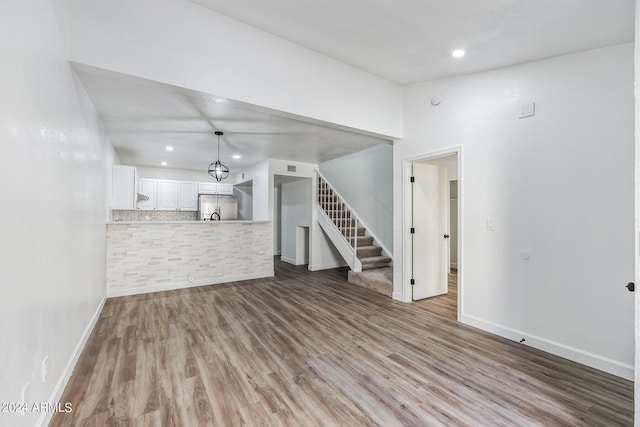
<box><xmin>208</xmin><ymin>131</ymin><xmax>229</xmax><ymax>181</ymax></box>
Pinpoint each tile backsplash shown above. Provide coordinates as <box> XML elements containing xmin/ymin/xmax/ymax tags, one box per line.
<box><xmin>112</xmin><ymin>210</ymin><xmax>198</xmax><ymax>222</ymax></box>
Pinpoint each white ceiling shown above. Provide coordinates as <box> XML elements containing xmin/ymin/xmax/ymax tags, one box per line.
<box><xmin>73</xmin><ymin>64</ymin><xmax>390</xmax><ymax>172</ymax></box>
<box><xmin>74</xmin><ymin>1</ymin><xmax>634</xmax><ymax>173</ymax></box>
<box><xmin>190</xmin><ymin>0</ymin><xmax>635</xmax><ymax>84</ymax></box>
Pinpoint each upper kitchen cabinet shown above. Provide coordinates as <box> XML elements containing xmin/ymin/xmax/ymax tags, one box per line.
<box><xmin>178</xmin><ymin>181</ymin><xmax>198</xmax><ymax>211</ymax></box>
<box><xmin>155</xmin><ymin>179</ymin><xmax>199</xmax><ymax>211</ymax></box>
<box><xmin>156</xmin><ymin>180</ymin><xmax>178</xmax><ymax>210</ymax></box>
<box><xmin>198</xmin><ymin>181</ymin><xmax>233</xmax><ymax>195</ymax></box>
<box><xmin>138</xmin><ymin>178</ymin><xmax>157</xmax><ymax>210</ymax></box>
<box><xmin>112</xmin><ymin>165</ymin><xmax>138</xmax><ymax>210</ymax></box>
<box><xmin>198</xmin><ymin>182</ymin><xmax>217</xmax><ymax>194</ymax></box>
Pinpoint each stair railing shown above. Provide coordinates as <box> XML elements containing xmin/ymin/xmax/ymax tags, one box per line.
<box><xmin>315</xmin><ymin>170</ymin><xmax>363</xmax><ymax>268</ymax></box>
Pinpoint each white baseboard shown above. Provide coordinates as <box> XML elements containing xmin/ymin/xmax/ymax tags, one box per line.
<box><xmin>37</xmin><ymin>297</ymin><xmax>106</xmax><ymax>427</ymax></box>
<box><xmin>392</xmin><ymin>291</ymin><xmax>410</xmax><ymax>302</ymax></box>
<box><xmin>273</xmin><ymin>250</ymin><xmax>281</xmax><ymax>256</ymax></box>
<box><xmin>280</xmin><ymin>256</ymin><xmax>296</xmax><ymax>265</ymax></box>
<box><xmin>460</xmin><ymin>313</ymin><xmax>634</xmax><ymax>380</ymax></box>
<box><xmin>308</xmin><ymin>260</ymin><xmax>348</xmax><ymax>271</ymax></box>
<box><xmin>107</xmin><ymin>270</ymin><xmax>274</xmax><ymax>298</ymax></box>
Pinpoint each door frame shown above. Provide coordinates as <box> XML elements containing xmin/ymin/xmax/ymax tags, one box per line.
<box><xmin>402</xmin><ymin>146</ymin><xmax>463</xmax><ymax>320</ymax></box>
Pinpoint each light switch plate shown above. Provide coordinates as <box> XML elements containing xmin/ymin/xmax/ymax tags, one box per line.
<box><xmin>486</xmin><ymin>217</ymin><xmax>496</xmax><ymax>231</ymax></box>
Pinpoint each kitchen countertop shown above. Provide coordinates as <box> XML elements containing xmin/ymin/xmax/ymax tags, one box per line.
<box><xmin>107</xmin><ymin>220</ymin><xmax>271</xmax><ymax>225</ymax></box>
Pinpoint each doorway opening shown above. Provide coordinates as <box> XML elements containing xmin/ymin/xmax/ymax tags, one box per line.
<box><xmin>405</xmin><ymin>149</ymin><xmax>461</xmax><ymax>321</ymax></box>
<box><xmin>274</xmin><ymin>175</ymin><xmax>312</xmax><ymax>266</ymax></box>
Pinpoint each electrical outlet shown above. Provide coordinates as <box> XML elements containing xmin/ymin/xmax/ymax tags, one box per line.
<box><xmin>21</xmin><ymin>382</ymin><xmax>29</xmax><ymax>415</ymax></box>
<box><xmin>519</xmin><ymin>102</ymin><xmax>535</xmax><ymax>119</ymax></box>
<box><xmin>486</xmin><ymin>217</ymin><xmax>496</xmax><ymax>231</ymax></box>
<box><xmin>42</xmin><ymin>356</ymin><xmax>49</xmax><ymax>383</ymax></box>
<box><xmin>21</xmin><ymin>382</ymin><xmax>29</xmax><ymax>402</ymax></box>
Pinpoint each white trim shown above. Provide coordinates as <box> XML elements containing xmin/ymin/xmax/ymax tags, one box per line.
<box><xmin>461</xmin><ymin>314</ymin><xmax>634</xmax><ymax>380</ymax></box>
<box><xmin>392</xmin><ymin>291</ymin><xmax>410</xmax><ymax>302</ymax></box>
<box><xmin>280</xmin><ymin>255</ymin><xmax>297</xmax><ymax>265</ymax></box>
<box><xmin>456</xmin><ymin>149</ymin><xmax>464</xmax><ymax>321</ymax></box>
<box><xmin>273</xmin><ymin>250</ymin><xmax>282</xmax><ymax>256</ymax></box>
<box><xmin>402</xmin><ymin>146</ymin><xmax>463</xmax><ymax>311</ymax></box>
<box><xmin>37</xmin><ymin>297</ymin><xmax>106</xmax><ymax>427</ymax></box>
<box><xmin>316</xmin><ymin>170</ymin><xmax>392</xmax><ymax>258</ymax></box>
<box><xmin>315</xmin><ymin>203</ymin><xmax>363</xmax><ymax>272</ymax></box>
<box><xmin>107</xmin><ymin>270</ymin><xmax>274</xmax><ymax>298</ymax></box>
<box><xmin>308</xmin><ymin>260</ymin><xmax>348</xmax><ymax>271</ymax></box>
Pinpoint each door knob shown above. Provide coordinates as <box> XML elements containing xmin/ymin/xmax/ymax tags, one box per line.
<box><xmin>626</xmin><ymin>282</ymin><xmax>635</xmax><ymax>292</ymax></box>
<box><xmin>443</xmin><ymin>234</ymin><xmax>450</xmax><ymax>239</ymax></box>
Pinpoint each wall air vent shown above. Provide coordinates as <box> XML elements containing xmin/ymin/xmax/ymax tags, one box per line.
<box><xmin>287</xmin><ymin>165</ymin><xmax>297</xmax><ymax>172</ymax></box>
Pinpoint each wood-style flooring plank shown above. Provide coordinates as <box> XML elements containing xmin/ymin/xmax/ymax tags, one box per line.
<box><xmin>50</xmin><ymin>258</ymin><xmax>633</xmax><ymax>426</ymax></box>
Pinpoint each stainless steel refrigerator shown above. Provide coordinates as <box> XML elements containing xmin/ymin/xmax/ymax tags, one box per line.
<box><xmin>198</xmin><ymin>194</ymin><xmax>238</xmax><ymax>220</ymax></box>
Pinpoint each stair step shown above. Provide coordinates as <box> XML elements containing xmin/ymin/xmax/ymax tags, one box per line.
<box><xmin>359</xmin><ymin>255</ymin><xmax>392</xmax><ymax>265</ymax></box>
<box><xmin>356</xmin><ymin>245</ymin><xmax>382</xmax><ymax>258</ymax></box>
<box><xmin>348</xmin><ymin>267</ymin><xmax>393</xmax><ymax>297</ymax></box>
<box><xmin>348</xmin><ymin>236</ymin><xmax>374</xmax><ymax>246</ymax></box>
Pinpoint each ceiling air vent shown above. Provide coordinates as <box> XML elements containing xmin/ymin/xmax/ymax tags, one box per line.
<box><xmin>287</xmin><ymin>165</ymin><xmax>297</xmax><ymax>172</ymax></box>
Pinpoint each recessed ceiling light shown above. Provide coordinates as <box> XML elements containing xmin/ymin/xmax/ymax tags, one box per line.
<box><xmin>166</xmin><ymin>146</ymin><xmax>174</xmax><ymax>151</ymax></box>
<box><xmin>452</xmin><ymin>49</ymin><xmax>465</xmax><ymax>58</ymax></box>
<box><xmin>161</xmin><ymin>162</ymin><xmax>167</xmax><ymax>166</ymax></box>
<box><xmin>232</xmin><ymin>154</ymin><xmax>241</xmax><ymax>159</ymax></box>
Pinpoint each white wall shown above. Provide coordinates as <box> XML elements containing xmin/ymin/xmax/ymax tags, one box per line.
<box><xmin>281</xmin><ymin>178</ymin><xmax>312</xmax><ymax>265</ymax></box>
<box><xmin>0</xmin><ymin>1</ymin><xmax>114</xmax><ymax>425</ymax></box>
<box><xmin>65</xmin><ymin>0</ymin><xmax>403</xmax><ymax>138</ymax></box>
<box><xmin>320</xmin><ymin>144</ymin><xmax>393</xmax><ymax>253</ymax></box>
<box><xmin>395</xmin><ymin>44</ymin><xmax>635</xmax><ymax>379</ymax></box>
<box><xmin>634</xmin><ymin>0</ymin><xmax>640</xmax><ymax>420</ymax></box>
<box><xmin>234</xmin><ymin>182</ymin><xmax>253</xmax><ymax>221</ymax></box>
<box><xmin>273</xmin><ymin>184</ymin><xmax>282</xmax><ymax>254</ymax></box>
<box><xmin>235</xmin><ymin>158</ymin><xmax>345</xmax><ymax>270</ymax></box>
<box><xmin>235</xmin><ymin>160</ymin><xmax>270</xmax><ymax>221</ymax></box>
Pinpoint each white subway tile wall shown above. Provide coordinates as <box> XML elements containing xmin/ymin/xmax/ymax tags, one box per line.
<box><xmin>106</xmin><ymin>222</ymin><xmax>273</xmax><ymax>295</ymax></box>
<box><xmin>112</xmin><ymin>210</ymin><xmax>198</xmax><ymax>221</ymax></box>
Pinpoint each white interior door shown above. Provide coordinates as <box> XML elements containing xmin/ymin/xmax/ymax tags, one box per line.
<box><xmin>412</xmin><ymin>163</ymin><xmax>449</xmax><ymax>300</ymax></box>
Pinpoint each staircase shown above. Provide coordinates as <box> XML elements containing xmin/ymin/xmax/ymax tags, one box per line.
<box><xmin>315</xmin><ymin>171</ymin><xmax>393</xmax><ymax>297</ymax></box>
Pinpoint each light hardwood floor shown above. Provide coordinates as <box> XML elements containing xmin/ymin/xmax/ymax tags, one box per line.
<box><xmin>414</xmin><ymin>270</ymin><xmax>458</xmax><ymax>320</ymax></box>
<box><xmin>51</xmin><ymin>260</ymin><xmax>632</xmax><ymax>426</ymax></box>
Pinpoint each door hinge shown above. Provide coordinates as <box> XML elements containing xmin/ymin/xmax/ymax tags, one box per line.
<box><xmin>410</xmin><ymin>278</ymin><xmax>415</xmax><ymax>285</ymax></box>
<box><xmin>410</xmin><ymin>176</ymin><xmax>415</xmax><ymax>183</ymax></box>
<box><xmin>410</xmin><ymin>227</ymin><xmax>415</xmax><ymax>234</ymax></box>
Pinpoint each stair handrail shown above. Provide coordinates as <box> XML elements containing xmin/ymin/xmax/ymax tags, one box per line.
<box><xmin>315</xmin><ymin>170</ymin><xmax>392</xmax><ymax>263</ymax></box>
<box><xmin>315</xmin><ymin>171</ymin><xmax>361</xmax><ymax>269</ymax></box>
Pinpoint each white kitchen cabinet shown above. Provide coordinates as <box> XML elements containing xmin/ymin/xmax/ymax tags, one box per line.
<box><xmin>199</xmin><ymin>181</ymin><xmax>233</xmax><ymax>195</ymax></box>
<box><xmin>198</xmin><ymin>182</ymin><xmax>217</xmax><ymax>194</ymax></box>
<box><xmin>156</xmin><ymin>180</ymin><xmax>178</xmax><ymax>210</ymax></box>
<box><xmin>112</xmin><ymin>165</ymin><xmax>138</xmax><ymax>210</ymax></box>
<box><xmin>178</xmin><ymin>181</ymin><xmax>198</xmax><ymax>211</ymax></box>
<box><xmin>138</xmin><ymin>179</ymin><xmax>157</xmax><ymax>210</ymax></box>
<box><xmin>217</xmin><ymin>183</ymin><xmax>234</xmax><ymax>195</ymax></box>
